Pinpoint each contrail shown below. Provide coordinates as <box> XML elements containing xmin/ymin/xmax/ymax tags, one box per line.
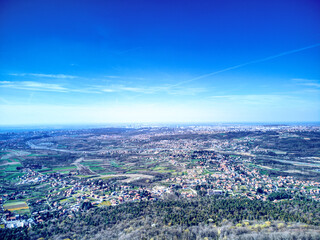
<box><xmin>171</xmin><ymin>43</ymin><xmax>320</xmax><ymax>87</ymax></box>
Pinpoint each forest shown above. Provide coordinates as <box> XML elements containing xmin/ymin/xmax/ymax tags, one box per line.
<box><xmin>2</xmin><ymin>195</ymin><xmax>320</xmax><ymax>239</ymax></box>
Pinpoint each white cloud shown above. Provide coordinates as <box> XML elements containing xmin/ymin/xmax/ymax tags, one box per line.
<box><xmin>208</xmin><ymin>94</ymin><xmax>304</xmax><ymax>105</ymax></box>
<box><xmin>104</xmin><ymin>75</ymin><xmax>145</xmax><ymax>80</ymax></box>
<box><xmin>7</xmin><ymin>73</ymin><xmax>205</xmax><ymax>96</ymax></box>
<box><xmin>101</xmin><ymin>85</ymin><xmax>152</xmax><ymax>94</ymax></box>
<box><xmin>0</xmin><ymin>81</ymin><xmax>68</xmax><ymax>92</ymax></box>
<box><xmin>104</xmin><ymin>75</ymin><xmax>121</xmax><ymax>79</ymax></box>
<box><xmin>10</xmin><ymin>73</ymin><xmax>77</xmax><ymax>79</ymax></box>
<box><xmin>0</xmin><ymin>81</ymin><xmax>103</xmax><ymax>94</ymax></box>
<box><xmin>292</xmin><ymin>78</ymin><xmax>320</xmax><ymax>88</ymax></box>
<box><xmin>71</xmin><ymin>89</ymin><xmax>102</xmax><ymax>94</ymax></box>
<box><xmin>0</xmin><ymin>97</ymin><xmax>10</xmax><ymax>104</ymax></box>
<box><xmin>101</xmin><ymin>84</ymin><xmax>206</xmax><ymax>95</ymax></box>
<box><xmin>101</xmin><ymin>88</ymin><xmax>116</xmax><ymax>93</ymax></box>
<box><xmin>166</xmin><ymin>87</ymin><xmax>206</xmax><ymax>95</ymax></box>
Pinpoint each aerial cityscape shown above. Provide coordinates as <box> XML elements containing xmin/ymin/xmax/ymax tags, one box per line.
<box><xmin>0</xmin><ymin>0</ymin><xmax>320</xmax><ymax>239</ymax></box>
<box><xmin>1</xmin><ymin>124</ymin><xmax>320</xmax><ymax>239</ymax></box>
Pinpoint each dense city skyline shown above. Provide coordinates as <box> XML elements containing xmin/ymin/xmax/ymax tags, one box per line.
<box><xmin>0</xmin><ymin>0</ymin><xmax>319</xmax><ymax>125</ymax></box>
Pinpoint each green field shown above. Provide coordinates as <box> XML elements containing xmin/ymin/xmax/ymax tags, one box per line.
<box><xmin>0</xmin><ymin>163</ymin><xmax>25</xmax><ymax>181</ymax></box>
<box><xmin>3</xmin><ymin>201</ymin><xmax>26</xmax><ymax>207</ymax></box>
<box><xmin>191</xmin><ymin>159</ymin><xmax>202</xmax><ymax>163</ymax></box>
<box><xmin>0</xmin><ymin>164</ymin><xmax>22</xmax><ymax>171</ymax></box>
<box><xmin>152</xmin><ymin>166</ymin><xmax>166</xmax><ymax>171</ymax></box>
<box><xmin>89</xmin><ymin>166</ymin><xmax>106</xmax><ymax>171</ymax></box>
<box><xmin>99</xmin><ymin>171</ymin><xmax>116</xmax><ymax>175</ymax></box>
<box><xmin>77</xmin><ymin>175</ymin><xmax>98</xmax><ymax>178</ymax></box>
<box><xmin>38</xmin><ymin>166</ymin><xmax>77</xmax><ymax>174</ymax></box>
<box><xmin>42</xmin><ymin>171</ymin><xmax>57</xmax><ymax>174</ymax></box>
<box><xmin>3</xmin><ymin>201</ymin><xmax>29</xmax><ymax>213</ymax></box>
<box><xmin>81</xmin><ymin>162</ymin><xmax>101</xmax><ymax>166</ymax></box>
<box><xmin>28</xmin><ymin>154</ymin><xmax>60</xmax><ymax>157</ymax></box>
<box><xmin>5</xmin><ymin>172</ymin><xmax>25</xmax><ymax>180</ymax></box>
<box><xmin>152</xmin><ymin>166</ymin><xmax>175</xmax><ymax>173</ymax></box>
<box><xmin>52</xmin><ymin>166</ymin><xmax>77</xmax><ymax>171</ymax></box>
<box><xmin>36</xmin><ymin>168</ymin><xmax>52</xmax><ymax>172</ymax></box>
<box><xmin>202</xmin><ymin>169</ymin><xmax>213</xmax><ymax>175</ymax></box>
<box><xmin>111</xmin><ymin>161</ymin><xmax>121</xmax><ymax>168</ymax></box>
<box><xmin>3</xmin><ymin>201</ymin><xmax>29</xmax><ymax>211</ymax></box>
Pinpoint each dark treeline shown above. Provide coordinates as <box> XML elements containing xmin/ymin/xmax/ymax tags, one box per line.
<box><xmin>2</xmin><ymin>196</ymin><xmax>320</xmax><ymax>239</ymax></box>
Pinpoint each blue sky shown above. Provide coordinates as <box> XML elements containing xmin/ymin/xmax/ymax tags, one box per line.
<box><xmin>0</xmin><ymin>0</ymin><xmax>319</xmax><ymax>125</ymax></box>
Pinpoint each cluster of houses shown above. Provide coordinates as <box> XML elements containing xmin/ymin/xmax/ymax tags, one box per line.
<box><xmin>1</xmin><ymin>125</ymin><xmax>320</xmax><ymax>229</ymax></box>
<box><xmin>164</xmin><ymin>150</ymin><xmax>320</xmax><ymax>201</ymax></box>
<box><xmin>1</xmin><ymin>210</ymin><xmax>34</xmax><ymax>229</ymax></box>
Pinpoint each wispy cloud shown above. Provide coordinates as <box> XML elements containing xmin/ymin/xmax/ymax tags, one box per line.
<box><xmin>171</xmin><ymin>43</ymin><xmax>320</xmax><ymax>87</ymax></box>
<box><xmin>7</xmin><ymin>73</ymin><xmax>204</xmax><ymax>96</ymax></box>
<box><xmin>1</xmin><ymin>80</ymin><xmax>203</xmax><ymax>96</ymax></box>
<box><xmin>101</xmin><ymin>88</ymin><xmax>116</xmax><ymax>93</ymax></box>
<box><xmin>104</xmin><ymin>75</ymin><xmax>145</xmax><ymax>81</ymax></box>
<box><xmin>0</xmin><ymin>81</ymin><xmax>68</xmax><ymax>92</ymax></box>
<box><xmin>292</xmin><ymin>78</ymin><xmax>320</xmax><ymax>88</ymax></box>
<box><xmin>101</xmin><ymin>84</ymin><xmax>206</xmax><ymax>95</ymax></box>
<box><xmin>101</xmin><ymin>85</ymin><xmax>159</xmax><ymax>94</ymax></box>
<box><xmin>0</xmin><ymin>97</ymin><xmax>10</xmax><ymax>104</ymax></box>
<box><xmin>209</xmin><ymin>94</ymin><xmax>302</xmax><ymax>105</ymax></box>
<box><xmin>0</xmin><ymin>81</ymin><xmax>105</xmax><ymax>94</ymax></box>
<box><xmin>104</xmin><ymin>75</ymin><xmax>121</xmax><ymax>79</ymax></box>
<box><xmin>10</xmin><ymin>73</ymin><xmax>77</xmax><ymax>79</ymax></box>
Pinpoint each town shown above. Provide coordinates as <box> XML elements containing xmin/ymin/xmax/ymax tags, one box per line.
<box><xmin>1</xmin><ymin>125</ymin><xmax>320</xmax><ymax>235</ymax></box>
